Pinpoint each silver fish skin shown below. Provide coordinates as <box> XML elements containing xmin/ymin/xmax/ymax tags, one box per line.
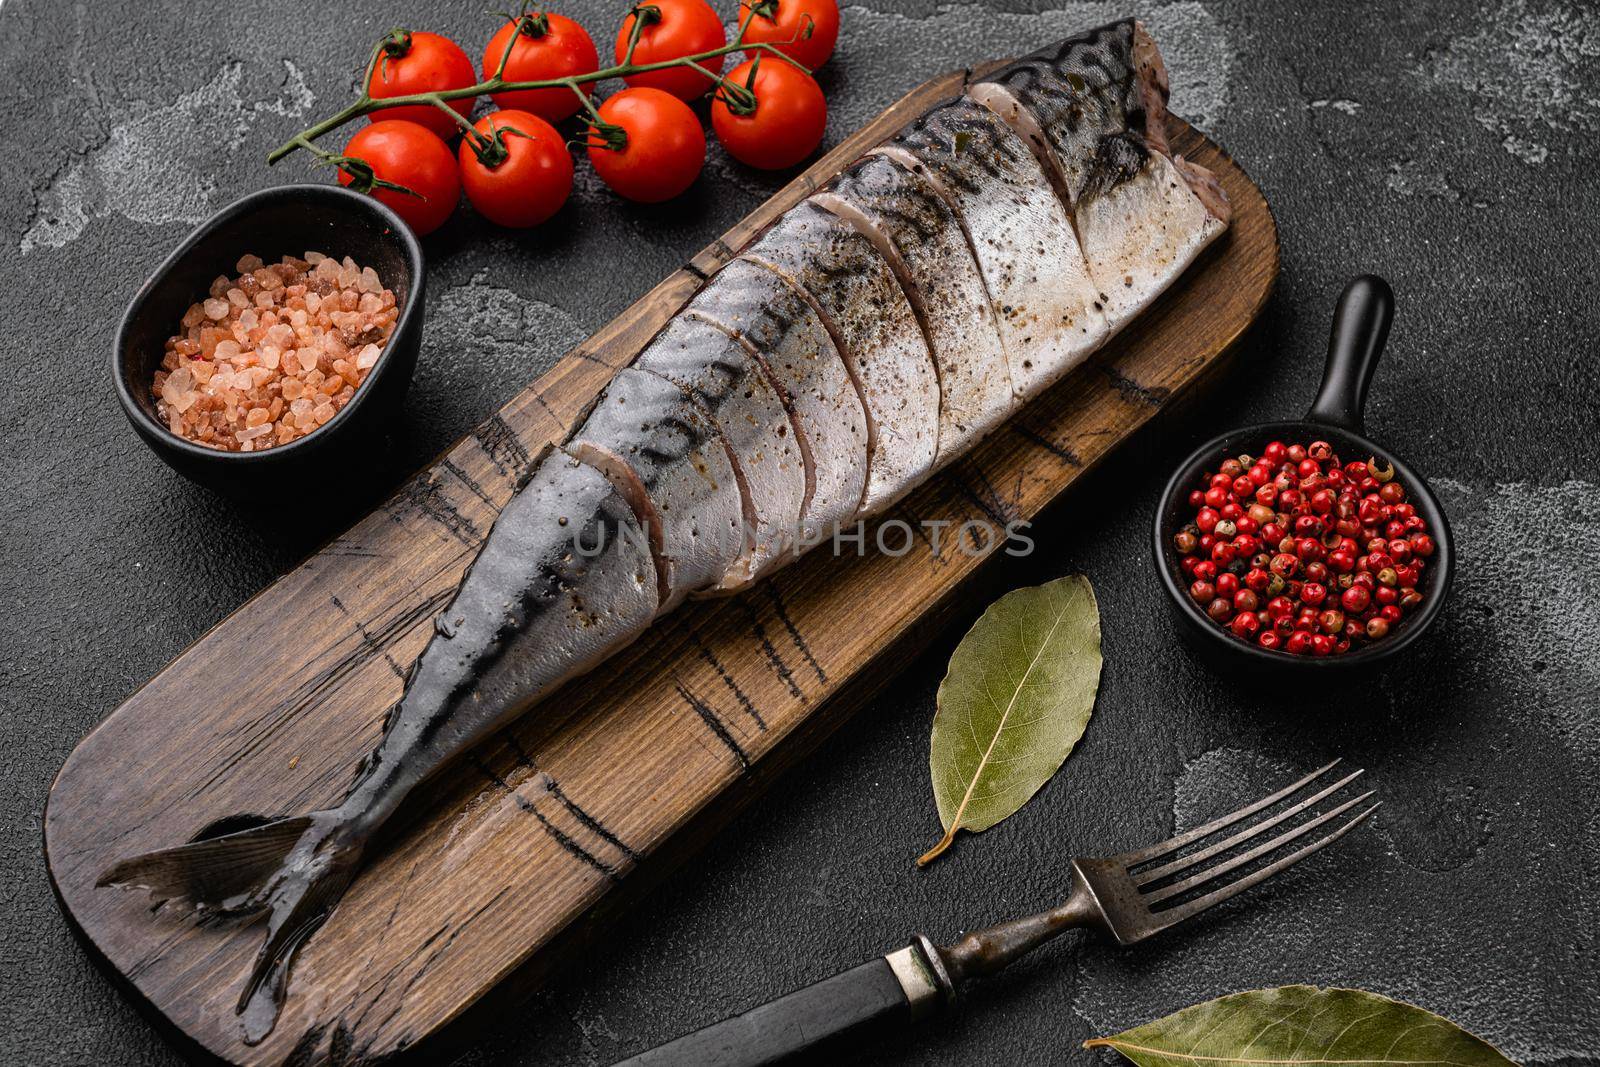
<box><xmin>741</xmin><ymin>202</ymin><xmax>939</xmax><ymax>515</ymax></box>
<box><xmin>814</xmin><ymin>153</ymin><xmax>1017</xmax><ymax>463</ymax></box>
<box><xmin>566</xmin><ymin>366</ymin><xmax>746</xmax><ymax>607</ymax></box>
<box><xmin>98</xmin><ymin>20</ymin><xmax>1230</xmax><ymax>1039</ymax></box>
<box><xmin>878</xmin><ymin>95</ymin><xmax>1108</xmax><ymax>399</ymax></box>
<box><xmin>633</xmin><ymin>313</ymin><xmax>806</xmax><ymax>589</ymax></box>
<box><xmin>688</xmin><ymin>257</ymin><xmax>870</xmax><ymax>540</ymax></box>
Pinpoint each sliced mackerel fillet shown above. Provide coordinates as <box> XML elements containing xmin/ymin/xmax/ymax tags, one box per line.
<box><xmin>968</xmin><ymin>21</ymin><xmax>1145</xmax><ymax>209</ymax></box>
<box><xmin>688</xmin><ymin>258</ymin><xmax>870</xmax><ymax>539</ymax></box>
<box><xmin>880</xmin><ymin>95</ymin><xmax>1107</xmax><ymax>399</ymax></box>
<box><xmin>564</xmin><ymin>367</ymin><xmax>744</xmax><ymax>610</ymax></box>
<box><xmin>971</xmin><ymin>20</ymin><xmax>1230</xmax><ymax>332</ymax></box>
<box><xmin>742</xmin><ymin>202</ymin><xmax>939</xmax><ymax>514</ymax></box>
<box><xmin>813</xmin><ymin>153</ymin><xmax>1016</xmax><ymax>464</ymax></box>
<box><xmin>633</xmin><ymin>314</ymin><xmax>806</xmax><ymax>589</ymax></box>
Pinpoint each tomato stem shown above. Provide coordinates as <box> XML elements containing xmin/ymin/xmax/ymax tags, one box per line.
<box><xmin>265</xmin><ymin>8</ymin><xmax>815</xmax><ymax>166</ymax></box>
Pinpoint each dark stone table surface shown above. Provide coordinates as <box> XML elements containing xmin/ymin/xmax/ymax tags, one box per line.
<box><xmin>2</xmin><ymin>0</ymin><xmax>1596</xmax><ymax>1063</ymax></box>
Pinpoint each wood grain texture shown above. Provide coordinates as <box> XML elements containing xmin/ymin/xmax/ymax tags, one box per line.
<box><xmin>45</xmin><ymin>62</ymin><xmax>1278</xmax><ymax>1066</ymax></box>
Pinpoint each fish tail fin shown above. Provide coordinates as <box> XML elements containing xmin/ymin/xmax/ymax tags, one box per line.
<box><xmin>96</xmin><ymin>814</ymin><xmax>316</xmax><ymax>908</ymax></box>
<box><xmin>98</xmin><ymin>811</ymin><xmax>365</xmax><ymax>1040</ymax></box>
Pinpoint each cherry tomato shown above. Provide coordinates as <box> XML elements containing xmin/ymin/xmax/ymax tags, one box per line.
<box><xmin>458</xmin><ymin>110</ymin><xmax>574</xmax><ymax>228</ymax></box>
<box><xmin>338</xmin><ymin>120</ymin><xmax>460</xmax><ymax>236</ymax></box>
<box><xmin>738</xmin><ymin>0</ymin><xmax>839</xmax><ymax>70</ymax></box>
<box><xmin>482</xmin><ymin>13</ymin><xmax>599</xmax><ymax>123</ymax></box>
<box><xmin>587</xmin><ymin>88</ymin><xmax>705</xmax><ymax>202</ymax></box>
<box><xmin>614</xmin><ymin>0</ymin><xmax>726</xmax><ymax>101</ymax></box>
<box><xmin>366</xmin><ymin>30</ymin><xmax>478</xmax><ymax>141</ymax></box>
<box><xmin>711</xmin><ymin>59</ymin><xmax>826</xmax><ymax>170</ymax></box>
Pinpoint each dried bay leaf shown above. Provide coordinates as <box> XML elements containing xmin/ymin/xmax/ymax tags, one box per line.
<box><xmin>1086</xmin><ymin>986</ymin><xmax>1517</xmax><ymax>1067</ymax></box>
<box><xmin>918</xmin><ymin>575</ymin><xmax>1101</xmax><ymax>866</ymax></box>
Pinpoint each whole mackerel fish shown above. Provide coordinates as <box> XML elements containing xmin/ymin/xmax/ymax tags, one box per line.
<box><xmin>101</xmin><ymin>19</ymin><xmax>1230</xmax><ymax>1038</ymax></box>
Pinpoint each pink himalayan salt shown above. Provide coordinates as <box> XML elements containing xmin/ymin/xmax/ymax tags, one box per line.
<box><xmin>152</xmin><ymin>251</ymin><xmax>397</xmax><ymax>452</ymax></box>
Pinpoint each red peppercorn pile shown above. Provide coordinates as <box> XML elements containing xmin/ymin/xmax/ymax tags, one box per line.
<box><xmin>1172</xmin><ymin>439</ymin><xmax>1435</xmax><ymax>657</ymax></box>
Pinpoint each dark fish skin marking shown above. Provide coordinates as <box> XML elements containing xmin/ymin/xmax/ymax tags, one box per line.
<box><xmin>331</xmin><ymin>594</ymin><xmax>408</xmax><ymax>681</ymax></box>
<box><xmin>870</xmin><ymin>150</ymin><xmax>1008</xmax><ymax>375</ymax></box>
<box><xmin>690</xmin><ymin>631</ymin><xmax>767</xmax><ymax>731</ymax></box>
<box><xmin>740</xmin><ymin>599</ymin><xmax>806</xmax><ymax>701</ymax></box>
<box><xmin>978</xmin><ymin>20</ymin><xmax>1143</xmax><ymax>205</ymax></box>
<box><xmin>831</xmin><ymin>160</ymin><xmax>945</xmax><ymax>246</ymax></box>
<box><xmin>1080</xmin><ymin>131</ymin><xmax>1151</xmax><ymax>202</ymax></box>
<box><xmin>439</xmin><ymin>457</ymin><xmax>498</xmax><ymax>510</ymax></box>
<box><xmin>387</xmin><ymin>475</ymin><xmax>485</xmax><ymax>549</ymax></box>
<box><xmin>764</xmin><ymin>584</ymin><xmax>827</xmax><ymax>686</ymax></box>
<box><xmin>674</xmin><ymin>682</ymin><xmax>752</xmax><ymax>770</ymax></box>
<box><xmin>470</xmin><ymin>755</ymin><xmax>621</xmax><ymax>881</ymax></box>
<box><xmin>1101</xmin><ymin>364</ymin><xmax>1170</xmax><ymax>407</ymax></box>
<box><xmin>500</xmin><ymin>733</ymin><xmax>642</xmax><ymax>863</ymax></box>
<box><xmin>1012</xmin><ymin>422</ymin><xmax>1085</xmax><ymax>467</ymax></box>
<box><xmin>897</xmin><ymin>98</ymin><xmax>1015</xmax><ymax>195</ymax></box>
<box><xmin>475</xmin><ymin>413</ymin><xmax>533</xmax><ymax>480</ymax></box>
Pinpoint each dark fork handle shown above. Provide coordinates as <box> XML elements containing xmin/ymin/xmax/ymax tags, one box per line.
<box><xmin>611</xmin><ymin>947</ymin><xmax>942</xmax><ymax>1066</ymax></box>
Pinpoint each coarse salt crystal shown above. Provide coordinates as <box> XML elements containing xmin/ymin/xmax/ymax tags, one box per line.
<box><xmin>154</xmin><ymin>250</ymin><xmax>397</xmax><ymax>451</ymax></box>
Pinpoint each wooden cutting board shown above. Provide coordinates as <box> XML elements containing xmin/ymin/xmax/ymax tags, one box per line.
<box><xmin>45</xmin><ymin>61</ymin><xmax>1278</xmax><ymax>1065</ymax></box>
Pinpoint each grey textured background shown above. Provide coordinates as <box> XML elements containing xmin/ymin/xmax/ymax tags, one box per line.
<box><xmin>2</xmin><ymin>0</ymin><xmax>1597</xmax><ymax>1063</ymax></box>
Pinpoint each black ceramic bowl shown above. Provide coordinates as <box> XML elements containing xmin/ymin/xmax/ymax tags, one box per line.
<box><xmin>113</xmin><ymin>184</ymin><xmax>425</xmax><ymax>494</ymax></box>
<box><xmin>1153</xmin><ymin>275</ymin><xmax>1454</xmax><ymax>675</ymax></box>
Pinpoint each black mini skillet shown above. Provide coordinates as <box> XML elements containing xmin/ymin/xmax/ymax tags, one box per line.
<box><xmin>1152</xmin><ymin>275</ymin><xmax>1454</xmax><ymax>674</ymax></box>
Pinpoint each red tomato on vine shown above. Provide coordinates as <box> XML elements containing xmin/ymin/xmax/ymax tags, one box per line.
<box><xmin>587</xmin><ymin>88</ymin><xmax>706</xmax><ymax>202</ymax></box>
<box><xmin>711</xmin><ymin>58</ymin><xmax>827</xmax><ymax>170</ymax></box>
<box><xmin>338</xmin><ymin>120</ymin><xmax>461</xmax><ymax>236</ymax></box>
<box><xmin>365</xmin><ymin>30</ymin><xmax>478</xmax><ymax>141</ymax></box>
<box><xmin>738</xmin><ymin>0</ymin><xmax>839</xmax><ymax>70</ymax></box>
<box><xmin>614</xmin><ymin>0</ymin><xmax>726</xmax><ymax>101</ymax></box>
<box><xmin>482</xmin><ymin>13</ymin><xmax>600</xmax><ymax>123</ymax></box>
<box><xmin>458</xmin><ymin>110</ymin><xmax>575</xmax><ymax>228</ymax></box>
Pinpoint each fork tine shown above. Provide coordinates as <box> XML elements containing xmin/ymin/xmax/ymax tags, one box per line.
<box><xmin>1132</xmin><ymin>768</ymin><xmax>1366</xmax><ymax>886</ymax></box>
<box><xmin>1113</xmin><ymin>759</ymin><xmax>1343</xmax><ymax>868</ymax></box>
<box><xmin>1142</xmin><ymin>790</ymin><xmax>1375</xmax><ymax>904</ymax></box>
<box><xmin>1148</xmin><ymin>802</ymin><xmax>1381</xmax><ymax>932</ymax></box>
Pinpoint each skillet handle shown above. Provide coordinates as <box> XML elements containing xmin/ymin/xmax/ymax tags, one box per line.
<box><xmin>1305</xmin><ymin>275</ymin><xmax>1394</xmax><ymax>435</ymax></box>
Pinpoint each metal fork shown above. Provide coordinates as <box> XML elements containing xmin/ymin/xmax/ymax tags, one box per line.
<box><xmin>612</xmin><ymin>760</ymin><xmax>1377</xmax><ymax>1067</ymax></box>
